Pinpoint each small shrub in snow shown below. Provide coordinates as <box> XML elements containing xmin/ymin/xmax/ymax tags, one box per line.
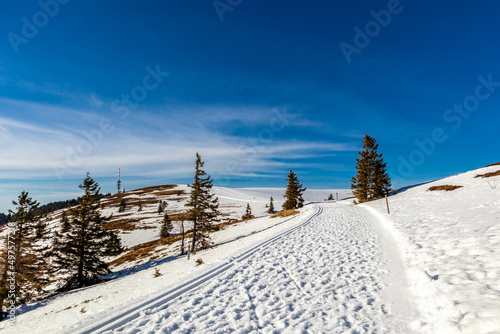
<box><xmin>271</xmin><ymin>210</ymin><xmax>299</xmax><ymax>218</ymax></box>
<box><xmin>153</xmin><ymin>268</ymin><xmax>162</xmax><ymax>278</ymax></box>
<box><xmin>428</xmin><ymin>185</ymin><xmax>463</xmax><ymax>191</ymax></box>
<box><xmin>474</xmin><ymin>170</ymin><xmax>500</xmax><ymax>178</ymax></box>
<box><xmin>195</xmin><ymin>258</ymin><xmax>203</xmax><ymax>266</ymax></box>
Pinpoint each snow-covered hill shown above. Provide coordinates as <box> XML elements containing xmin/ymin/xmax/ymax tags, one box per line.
<box><xmin>2</xmin><ymin>163</ymin><xmax>499</xmax><ymax>333</ymax></box>
<box><xmin>0</xmin><ymin>185</ymin><xmax>351</xmax><ymax>333</ymax></box>
<box><xmin>363</xmin><ymin>163</ymin><xmax>500</xmax><ymax>333</ymax></box>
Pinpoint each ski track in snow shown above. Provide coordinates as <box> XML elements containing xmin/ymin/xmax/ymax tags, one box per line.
<box><xmin>106</xmin><ymin>204</ymin><xmax>413</xmax><ymax>333</ymax></box>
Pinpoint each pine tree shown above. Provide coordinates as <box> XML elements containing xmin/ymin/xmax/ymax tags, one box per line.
<box><xmin>282</xmin><ymin>170</ymin><xmax>306</xmax><ymax>210</ymax></box>
<box><xmin>50</xmin><ymin>173</ymin><xmax>123</xmax><ymax>290</ymax></box>
<box><xmin>268</xmin><ymin>196</ymin><xmax>275</xmax><ymax>214</ymax></box>
<box><xmin>157</xmin><ymin>200</ymin><xmax>166</xmax><ymax>214</ymax></box>
<box><xmin>160</xmin><ymin>213</ymin><xmax>173</xmax><ymax>238</ymax></box>
<box><xmin>179</xmin><ymin>221</ymin><xmax>186</xmax><ymax>255</ymax></box>
<box><xmin>185</xmin><ymin>153</ymin><xmax>220</xmax><ymax>254</ymax></box>
<box><xmin>60</xmin><ymin>211</ymin><xmax>71</xmax><ymax>232</ymax></box>
<box><xmin>371</xmin><ymin>155</ymin><xmax>392</xmax><ymax>199</ymax></box>
<box><xmin>327</xmin><ymin>193</ymin><xmax>334</xmax><ymax>201</ymax></box>
<box><xmin>0</xmin><ymin>192</ymin><xmax>48</xmax><ymax>309</ymax></box>
<box><xmin>242</xmin><ymin>203</ymin><xmax>254</xmax><ymax>220</ymax></box>
<box><xmin>351</xmin><ymin>134</ymin><xmax>391</xmax><ymax>202</ymax></box>
<box><xmin>118</xmin><ymin>197</ymin><xmax>126</xmax><ymax>213</ymax></box>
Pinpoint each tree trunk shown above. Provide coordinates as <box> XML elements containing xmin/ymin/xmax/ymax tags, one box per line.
<box><xmin>77</xmin><ymin>243</ymin><xmax>85</xmax><ymax>288</ymax></box>
<box><xmin>191</xmin><ymin>219</ymin><xmax>197</xmax><ymax>255</ymax></box>
<box><xmin>180</xmin><ymin>221</ymin><xmax>185</xmax><ymax>255</ymax></box>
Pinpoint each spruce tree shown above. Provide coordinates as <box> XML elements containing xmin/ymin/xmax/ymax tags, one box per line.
<box><xmin>118</xmin><ymin>197</ymin><xmax>126</xmax><ymax>213</ymax></box>
<box><xmin>327</xmin><ymin>193</ymin><xmax>334</xmax><ymax>201</ymax></box>
<box><xmin>0</xmin><ymin>192</ymin><xmax>48</xmax><ymax>309</ymax></box>
<box><xmin>179</xmin><ymin>221</ymin><xmax>186</xmax><ymax>255</ymax></box>
<box><xmin>157</xmin><ymin>200</ymin><xmax>166</xmax><ymax>214</ymax></box>
<box><xmin>160</xmin><ymin>213</ymin><xmax>173</xmax><ymax>238</ymax></box>
<box><xmin>351</xmin><ymin>134</ymin><xmax>391</xmax><ymax>202</ymax></box>
<box><xmin>282</xmin><ymin>170</ymin><xmax>306</xmax><ymax>210</ymax></box>
<box><xmin>242</xmin><ymin>203</ymin><xmax>254</xmax><ymax>220</ymax></box>
<box><xmin>50</xmin><ymin>173</ymin><xmax>123</xmax><ymax>290</ymax></box>
<box><xmin>371</xmin><ymin>155</ymin><xmax>392</xmax><ymax>198</ymax></box>
<box><xmin>185</xmin><ymin>153</ymin><xmax>219</xmax><ymax>254</ymax></box>
<box><xmin>268</xmin><ymin>196</ymin><xmax>275</xmax><ymax>214</ymax></box>
<box><xmin>60</xmin><ymin>211</ymin><xmax>71</xmax><ymax>233</ymax></box>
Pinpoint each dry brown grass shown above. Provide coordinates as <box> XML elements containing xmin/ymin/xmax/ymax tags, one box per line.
<box><xmin>475</xmin><ymin>170</ymin><xmax>500</xmax><ymax>178</ymax></box>
<box><xmin>428</xmin><ymin>185</ymin><xmax>463</xmax><ymax>191</ymax></box>
<box><xmin>109</xmin><ymin>216</ymin><xmax>254</xmax><ymax>267</ymax></box>
<box><xmin>169</xmin><ymin>212</ymin><xmax>190</xmax><ymax>221</ymax></box>
<box><xmin>100</xmin><ymin>185</ymin><xmax>186</xmax><ymax>208</ymax></box>
<box><xmin>271</xmin><ymin>210</ymin><xmax>300</xmax><ymax>218</ymax></box>
<box><xmin>110</xmin><ymin>233</ymin><xmax>190</xmax><ymax>267</ymax></box>
<box><xmin>105</xmin><ymin>219</ymin><xmax>138</xmax><ymax>231</ymax></box>
<box><xmin>485</xmin><ymin>162</ymin><xmax>500</xmax><ymax>167</ymax></box>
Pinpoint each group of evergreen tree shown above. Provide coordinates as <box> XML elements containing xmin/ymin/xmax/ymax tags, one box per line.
<box><xmin>0</xmin><ymin>213</ymin><xmax>12</xmax><ymax>226</ymax></box>
<box><xmin>0</xmin><ymin>194</ymin><xmax>112</xmax><ymax>226</ymax></box>
<box><xmin>0</xmin><ymin>173</ymin><xmax>123</xmax><ymax>312</ymax></box>
<box><xmin>351</xmin><ymin>134</ymin><xmax>391</xmax><ymax>203</ymax></box>
<box><xmin>0</xmin><ymin>193</ymin><xmax>48</xmax><ymax>308</ymax></box>
<box><xmin>0</xmin><ymin>135</ymin><xmax>391</xmax><ymax>312</ymax></box>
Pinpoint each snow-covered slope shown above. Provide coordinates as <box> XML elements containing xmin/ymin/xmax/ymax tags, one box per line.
<box><xmin>363</xmin><ymin>163</ymin><xmax>500</xmax><ymax>333</ymax></box>
<box><xmin>3</xmin><ymin>163</ymin><xmax>499</xmax><ymax>333</ymax></box>
<box><xmin>0</xmin><ymin>186</ymin><xmax>351</xmax><ymax>333</ymax></box>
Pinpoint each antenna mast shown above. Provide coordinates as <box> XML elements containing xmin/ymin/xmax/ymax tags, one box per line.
<box><xmin>117</xmin><ymin>168</ymin><xmax>121</xmax><ymax>194</ymax></box>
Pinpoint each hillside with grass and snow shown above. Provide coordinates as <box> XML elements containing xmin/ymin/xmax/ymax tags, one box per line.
<box><xmin>1</xmin><ymin>163</ymin><xmax>500</xmax><ymax>333</ymax></box>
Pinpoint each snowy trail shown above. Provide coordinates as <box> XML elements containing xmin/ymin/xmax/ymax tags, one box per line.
<box><xmin>75</xmin><ymin>205</ymin><xmax>324</xmax><ymax>334</ymax></box>
<box><xmin>103</xmin><ymin>203</ymin><xmax>415</xmax><ymax>333</ymax></box>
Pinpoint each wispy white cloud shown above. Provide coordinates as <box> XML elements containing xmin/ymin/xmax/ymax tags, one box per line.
<box><xmin>0</xmin><ymin>102</ymin><xmax>356</xmax><ymax>180</ymax></box>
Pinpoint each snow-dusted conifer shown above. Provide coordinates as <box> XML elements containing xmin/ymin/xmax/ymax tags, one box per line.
<box><xmin>268</xmin><ymin>196</ymin><xmax>275</xmax><ymax>214</ymax></box>
<box><xmin>118</xmin><ymin>197</ymin><xmax>126</xmax><ymax>213</ymax></box>
<box><xmin>185</xmin><ymin>153</ymin><xmax>219</xmax><ymax>254</ymax></box>
<box><xmin>50</xmin><ymin>173</ymin><xmax>123</xmax><ymax>290</ymax></box>
<box><xmin>351</xmin><ymin>134</ymin><xmax>391</xmax><ymax>202</ymax></box>
<box><xmin>0</xmin><ymin>192</ymin><xmax>48</xmax><ymax>308</ymax></box>
<box><xmin>160</xmin><ymin>213</ymin><xmax>173</xmax><ymax>238</ymax></box>
<box><xmin>242</xmin><ymin>203</ymin><xmax>254</xmax><ymax>220</ymax></box>
<box><xmin>282</xmin><ymin>170</ymin><xmax>306</xmax><ymax>210</ymax></box>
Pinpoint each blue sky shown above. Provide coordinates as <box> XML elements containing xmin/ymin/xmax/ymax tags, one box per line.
<box><xmin>1</xmin><ymin>0</ymin><xmax>499</xmax><ymax>212</ymax></box>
